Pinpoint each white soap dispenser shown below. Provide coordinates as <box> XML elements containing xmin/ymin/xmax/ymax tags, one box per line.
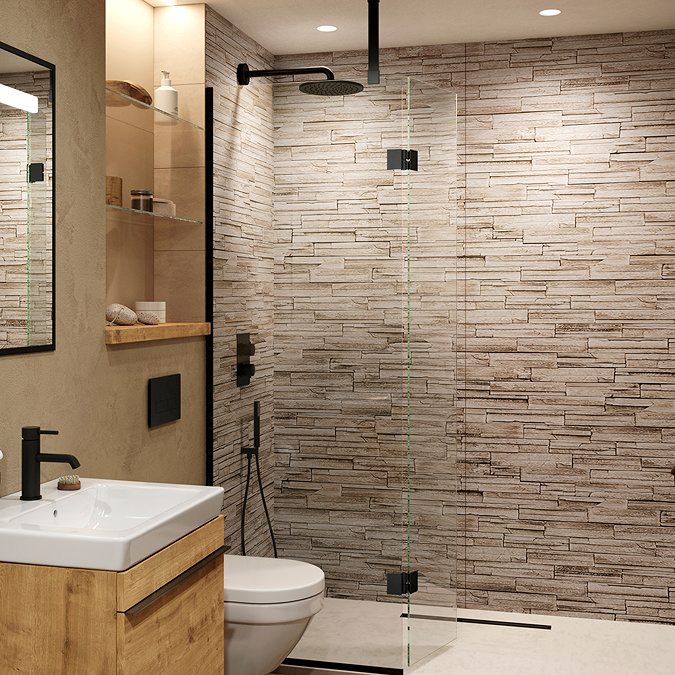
<box><xmin>155</xmin><ymin>71</ymin><xmax>178</xmax><ymax>117</ymax></box>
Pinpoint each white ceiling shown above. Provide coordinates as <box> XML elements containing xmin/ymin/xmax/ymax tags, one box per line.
<box><xmin>170</xmin><ymin>0</ymin><xmax>675</xmax><ymax>55</ymax></box>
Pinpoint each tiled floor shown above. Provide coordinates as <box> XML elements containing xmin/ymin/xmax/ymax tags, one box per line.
<box><xmin>275</xmin><ymin>599</ymin><xmax>675</xmax><ymax>674</ymax></box>
<box><xmin>412</xmin><ymin>607</ymin><xmax>675</xmax><ymax>675</ymax></box>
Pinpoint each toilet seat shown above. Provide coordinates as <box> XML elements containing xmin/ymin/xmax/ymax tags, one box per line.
<box><xmin>224</xmin><ymin>554</ymin><xmax>325</xmax><ymax>604</ymax></box>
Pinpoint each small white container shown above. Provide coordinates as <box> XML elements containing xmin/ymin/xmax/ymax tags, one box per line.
<box><xmin>152</xmin><ymin>198</ymin><xmax>176</xmax><ymax>217</ymax></box>
<box><xmin>135</xmin><ymin>301</ymin><xmax>166</xmax><ymax>323</ymax></box>
<box><xmin>155</xmin><ymin>71</ymin><xmax>178</xmax><ymax>117</ymax></box>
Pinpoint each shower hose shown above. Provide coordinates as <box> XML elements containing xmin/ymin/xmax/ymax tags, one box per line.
<box><xmin>240</xmin><ymin>401</ymin><xmax>278</xmax><ymax>557</ymax></box>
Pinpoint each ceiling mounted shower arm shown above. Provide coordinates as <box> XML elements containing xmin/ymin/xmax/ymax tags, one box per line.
<box><xmin>368</xmin><ymin>0</ymin><xmax>380</xmax><ymax>85</ymax></box>
<box><xmin>237</xmin><ymin>63</ymin><xmax>335</xmax><ymax>85</ymax></box>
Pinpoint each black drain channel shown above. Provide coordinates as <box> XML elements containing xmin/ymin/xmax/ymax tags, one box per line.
<box><xmin>458</xmin><ymin>617</ymin><xmax>551</xmax><ymax>630</ymax></box>
<box><xmin>402</xmin><ymin>612</ymin><xmax>551</xmax><ymax>630</ymax></box>
<box><xmin>282</xmin><ymin>658</ymin><xmax>403</xmax><ymax>674</ymax></box>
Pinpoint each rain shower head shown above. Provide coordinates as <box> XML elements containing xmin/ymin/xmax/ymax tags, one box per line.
<box><xmin>237</xmin><ymin>63</ymin><xmax>363</xmax><ymax>97</ymax></box>
<box><xmin>299</xmin><ymin>80</ymin><xmax>363</xmax><ymax>96</ymax></box>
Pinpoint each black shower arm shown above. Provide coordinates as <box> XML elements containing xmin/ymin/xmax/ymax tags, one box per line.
<box><xmin>237</xmin><ymin>63</ymin><xmax>335</xmax><ymax>85</ymax></box>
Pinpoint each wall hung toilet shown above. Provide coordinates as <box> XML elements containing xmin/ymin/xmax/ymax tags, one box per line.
<box><xmin>223</xmin><ymin>554</ymin><xmax>325</xmax><ymax>675</ymax></box>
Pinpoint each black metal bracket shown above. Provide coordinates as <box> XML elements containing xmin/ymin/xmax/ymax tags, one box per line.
<box><xmin>387</xmin><ymin>570</ymin><xmax>419</xmax><ymax>595</ymax></box>
<box><xmin>28</xmin><ymin>162</ymin><xmax>44</xmax><ymax>183</ymax></box>
<box><xmin>387</xmin><ymin>148</ymin><xmax>418</xmax><ymax>171</ymax></box>
<box><xmin>368</xmin><ymin>0</ymin><xmax>380</xmax><ymax>85</ymax></box>
<box><xmin>237</xmin><ymin>333</ymin><xmax>255</xmax><ymax>387</ymax></box>
<box><xmin>237</xmin><ymin>63</ymin><xmax>335</xmax><ymax>85</ymax></box>
<box><xmin>241</xmin><ymin>401</ymin><xmax>260</xmax><ymax>456</ymax></box>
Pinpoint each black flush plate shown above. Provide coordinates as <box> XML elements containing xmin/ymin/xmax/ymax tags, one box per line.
<box><xmin>148</xmin><ymin>374</ymin><xmax>181</xmax><ymax>427</ymax></box>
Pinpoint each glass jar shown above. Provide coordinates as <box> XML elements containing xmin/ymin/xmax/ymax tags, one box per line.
<box><xmin>130</xmin><ymin>189</ymin><xmax>153</xmax><ymax>212</ymax></box>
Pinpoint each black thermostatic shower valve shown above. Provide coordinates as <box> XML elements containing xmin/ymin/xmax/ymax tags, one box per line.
<box><xmin>237</xmin><ymin>333</ymin><xmax>256</xmax><ymax>387</ymax></box>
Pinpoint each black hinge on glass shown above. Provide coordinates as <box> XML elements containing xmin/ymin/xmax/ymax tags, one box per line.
<box><xmin>387</xmin><ymin>570</ymin><xmax>419</xmax><ymax>595</ymax></box>
<box><xmin>28</xmin><ymin>163</ymin><xmax>44</xmax><ymax>183</ymax></box>
<box><xmin>387</xmin><ymin>148</ymin><xmax>418</xmax><ymax>171</ymax></box>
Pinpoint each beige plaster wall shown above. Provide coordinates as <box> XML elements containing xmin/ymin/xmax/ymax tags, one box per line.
<box><xmin>0</xmin><ymin>0</ymin><xmax>206</xmax><ymax>497</ymax></box>
<box><xmin>106</xmin><ymin>0</ymin><xmax>154</xmax><ymax>94</ymax></box>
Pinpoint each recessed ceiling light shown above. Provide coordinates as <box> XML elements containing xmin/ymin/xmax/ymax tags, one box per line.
<box><xmin>317</xmin><ymin>25</ymin><xmax>338</xmax><ymax>32</ymax></box>
<box><xmin>539</xmin><ymin>8</ymin><xmax>562</xmax><ymax>16</ymax></box>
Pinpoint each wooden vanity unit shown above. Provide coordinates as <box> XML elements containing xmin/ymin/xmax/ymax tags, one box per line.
<box><xmin>0</xmin><ymin>516</ymin><xmax>224</xmax><ymax>674</ymax></box>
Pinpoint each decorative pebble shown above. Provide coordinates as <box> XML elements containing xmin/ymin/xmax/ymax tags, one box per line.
<box><xmin>137</xmin><ymin>311</ymin><xmax>161</xmax><ymax>325</ymax></box>
<box><xmin>106</xmin><ymin>303</ymin><xmax>137</xmax><ymax>325</ymax></box>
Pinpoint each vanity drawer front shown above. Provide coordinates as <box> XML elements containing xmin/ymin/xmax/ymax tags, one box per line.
<box><xmin>116</xmin><ymin>515</ymin><xmax>223</xmax><ymax>612</ymax></box>
<box><xmin>117</xmin><ymin>553</ymin><xmax>224</xmax><ymax>675</ymax></box>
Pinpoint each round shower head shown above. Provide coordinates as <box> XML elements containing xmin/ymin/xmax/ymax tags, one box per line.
<box><xmin>299</xmin><ymin>80</ymin><xmax>364</xmax><ymax>96</ymax></box>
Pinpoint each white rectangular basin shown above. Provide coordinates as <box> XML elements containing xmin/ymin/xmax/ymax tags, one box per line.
<box><xmin>0</xmin><ymin>478</ymin><xmax>224</xmax><ymax>571</ymax></box>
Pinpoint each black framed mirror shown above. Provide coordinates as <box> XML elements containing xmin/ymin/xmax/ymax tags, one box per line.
<box><xmin>0</xmin><ymin>40</ymin><xmax>55</xmax><ymax>354</ymax></box>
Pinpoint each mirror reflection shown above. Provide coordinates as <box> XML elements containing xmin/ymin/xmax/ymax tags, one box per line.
<box><xmin>0</xmin><ymin>40</ymin><xmax>54</xmax><ymax>354</ymax></box>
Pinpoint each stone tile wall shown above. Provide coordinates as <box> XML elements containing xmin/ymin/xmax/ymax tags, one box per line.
<box><xmin>208</xmin><ymin>22</ymin><xmax>675</xmax><ymax>621</ymax></box>
<box><xmin>277</xmin><ymin>30</ymin><xmax>675</xmax><ymax>622</ymax></box>
<box><xmin>272</xmin><ymin>79</ymin><xmax>458</xmax><ymax>604</ymax></box>
<box><xmin>459</xmin><ymin>31</ymin><xmax>675</xmax><ymax>624</ymax></box>
<box><xmin>206</xmin><ymin>8</ymin><xmax>276</xmax><ymax>556</ymax></box>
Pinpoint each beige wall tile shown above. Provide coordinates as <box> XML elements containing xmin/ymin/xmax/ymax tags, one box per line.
<box><xmin>275</xmin><ymin>29</ymin><xmax>675</xmax><ymax>623</ymax></box>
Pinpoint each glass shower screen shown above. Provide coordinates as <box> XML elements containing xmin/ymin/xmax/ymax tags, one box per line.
<box><xmin>273</xmin><ymin>75</ymin><xmax>457</xmax><ymax>672</ymax></box>
<box><xmin>399</xmin><ymin>76</ymin><xmax>458</xmax><ymax>669</ymax></box>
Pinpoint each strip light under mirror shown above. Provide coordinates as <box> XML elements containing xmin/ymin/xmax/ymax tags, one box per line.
<box><xmin>0</xmin><ymin>40</ymin><xmax>55</xmax><ymax>355</ymax></box>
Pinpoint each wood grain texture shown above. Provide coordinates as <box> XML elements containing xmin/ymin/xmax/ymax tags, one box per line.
<box><xmin>0</xmin><ymin>517</ymin><xmax>224</xmax><ymax>673</ymax></box>
<box><xmin>116</xmin><ymin>516</ymin><xmax>223</xmax><ymax>611</ymax></box>
<box><xmin>106</xmin><ymin>80</ymin><xmax>153</xmax><ymax>106</ymax></box>
<box><xmin>105</xmin><ymin>321</ymin><xmax>211</xmax><ymax>344</ymax></box>
<box><xmin>117</xmin><ymin>556</ymin><xmax>224</xmax><ymax>675</ymax></box>
<box><xmin>0</xmin><ymin>562</ymin><xmax>117</xmax><ymax>673</ymax></box>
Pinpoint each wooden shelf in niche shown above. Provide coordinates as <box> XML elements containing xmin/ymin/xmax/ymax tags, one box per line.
<box><xmin>105</xmin><ymin>322</ymin><xmax>211</xmax><ymax>345</ymax></box>
<box><xmin>106</xmin><ymin>84</ymin><xmax>207</xmax><ymax>342</ymax></box>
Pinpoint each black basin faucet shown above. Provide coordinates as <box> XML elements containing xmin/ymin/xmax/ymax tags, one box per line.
<box><xmin>21</xmin><ymin>426</ymin><xmax>81</xmax><ymax>501</ymax></box>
